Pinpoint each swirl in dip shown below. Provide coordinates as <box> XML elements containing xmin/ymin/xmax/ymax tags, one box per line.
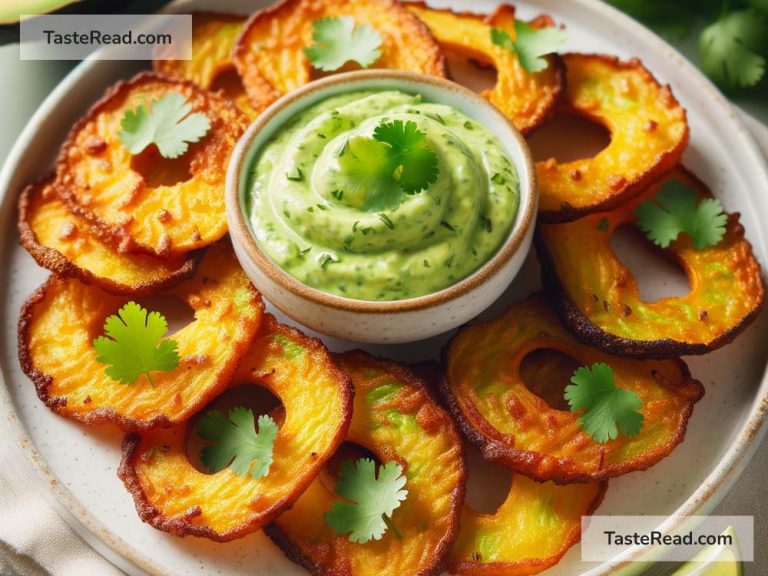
<box><xmin>246</xmin><ymin>91</ymin><xmax>520</xmax><ymax>301</ymax></box>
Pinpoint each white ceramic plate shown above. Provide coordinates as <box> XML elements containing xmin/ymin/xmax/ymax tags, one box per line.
<box><xmin>1</xmin><ymin>1</ymin><xmax>767</xmax><ymax>575</ymax></box>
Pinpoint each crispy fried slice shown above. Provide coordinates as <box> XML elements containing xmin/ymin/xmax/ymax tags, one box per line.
<box><xmin>57</xmin><ymin>73</ymin><xmax>248</xmax><ymax>257</ymax></box>
<box><xmin>233</xmin><ymin>0</ymin><xmax>447</xmax><ymax>115</ymax></box>
<box><xmin>441</xmin><ymin>294</ymin><xmax>704</xmax><ymax>483</ymax></box>
<box><xmin>407</xmin><ymin>3</ymin><xmax>564</xmax><ymax>135</ymax></box>
<box><xmin>118</xmin><ymin>315</ymin><xmax>353</xmax><ymax>541</ymax></box>
<box><xmin>154</xmin><ymin>12</ymin><xmax>257</xmax><ymax>118</ymax></box>
<box><xmin>452</xmin><ymin>473</ymin><xmax>606</xmax><ymax>575</ymax></box>
<box><xmin>265</xmin><ymin>351</ymin><xmax>466</xmax><ymax>576</ymax></box>
<box><xmin>18</xmin><ymin>241</ymin><xmax>263</xmax><ymax>430</ymax></box>
<box><xmin>18</xmin><ymin>175</ymin><xmax>198</xmax><ymax>295</ymax></box>
<box><xmin>537</xmin><ymin>166</ymin><xmax>765</xmax><ymax>358</ymax></box>
<box><xmin>537</xmin><ymin>54</ymin><xmax>689</xmax><ymax>222</ymax></box>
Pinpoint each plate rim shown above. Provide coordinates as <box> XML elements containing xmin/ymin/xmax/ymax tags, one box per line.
<box><xmin>0</xmin><ymin>0</ymin><xmax>766</xmax><ymax>575</ymax></box>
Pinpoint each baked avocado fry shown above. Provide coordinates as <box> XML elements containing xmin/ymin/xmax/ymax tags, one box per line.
<box><xmin>441</xmin><ymin>295</ymin><xmax>704</xmax><ymax>484</ymax></box>
<box><xmin>536</xmin><ymin>53</ymin><xmax>689</xmax><ymax>222</ymax></box>
<box><xmin>153</xmin><ymin>12</ymin><xmax>257</xmax><ymax>119</ymax></box>
<box><xmin>265</xmin><ymin>351</ymin><xmax>466</xmax><ymax>576</ymax></box>
<box><xmin>18</xmin><ymin>175</ymin><xmax>198</xmax><ymax>296</ymax></box>
<box><xmin>56</xmin><ymin>72</ymin><xmax>247</xmax><ymax>257</ymax></box>
<box><xmin>537</xmin><ymin>166</ymin><xmax>765</xmax><ymax>358</ymax></box>
<box><xmin>18</xmin><ymin>241</ymin><xmax>264</xmax><ymax>430</ymax></box>
<box><xmin>451</xmin><ymin>472</ymin><xmax>606</xmax><ymax>575</ymax></box>
<box><xmin>118</xmin><ymin>315</ymin><xmax>353</xmax><ymax>541</ymax></box>
<box><xmin>233</xmin><ymin>0</ymin><xmax>447</xmax><ymax>115</ymax></box>
<box><xmin>407</xmin><ymin>2</ymin><xmax>564</xmax><ymax>135</ymax></box>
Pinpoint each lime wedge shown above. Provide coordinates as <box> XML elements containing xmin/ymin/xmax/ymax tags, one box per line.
<box><xmin>671</xmin><ymin>526</ymin><xmax>743</xmax><ymax>576</ymax></box>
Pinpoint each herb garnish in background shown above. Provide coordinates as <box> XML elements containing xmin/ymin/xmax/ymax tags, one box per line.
<box><xmin>605</xmin><ymin>0</ymin><xmax>768</xmax><ymax>91</ymax></box>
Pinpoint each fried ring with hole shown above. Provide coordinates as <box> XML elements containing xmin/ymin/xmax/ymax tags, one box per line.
<box><xmin>233</xmin><ymin>0</ymin><xmax>447</xmax><ymax>115</ymax></box>
<box><xmin>153</xmin><ymin>12</ymin><xmax>257</xmax><ymax>119</ymax></box>
<box><xmin>18</xmin><ymin>175</ymin><xmax>198</xmax><ymax>295</ymax></box>
<box><xmin>451</xmin><ymin>473</ymin><xmax>606</xmax><ymax>575</ymax></box>
<box><xmin>440</xmin><ymin>294</ymin><xmax>703</xmax><ymax>484</ymax></box>
<box><xmin>536</xmin><ymin>53</ymin><xmax>689</xmax><ymax>222</ymax></box>
<box><xmin>57</xmin><ymin>72</ymin><xmax>248</xmax><ymax>257</ymax></box>
<box><xmin>265</xmin><ymin>351</ymin><xmax>466</xmax><ymax>576</ymax></box>
<box><xmin>117</xmin><ymin>315</ymin><xmax>353</xmax><ymax>541</ymax></box>
<box><xmin>407</xmin><ymin>3</ymin><xmax>564</xmax><ymax>135</ymax></box>
<box><xmin>537</xmin><ymin>166</ymin><xmax>765</xmax><ymax>358</ymax></box>
<box><xmin>18</xmin><ymin>241</ymin><xmax>263</xmax><ymax>430</ymax></box>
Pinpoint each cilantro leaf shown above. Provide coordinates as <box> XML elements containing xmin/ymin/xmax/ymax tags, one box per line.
<box><xmin>635</xmin><ymin>179</ymin><xmax>727</xmax><ymax>250</ymax></box>
<box><xmin>564</xmin><ymin>363</ymin><xmax>644</xmax><ymax>444</ymax></box>
<box><xmin>339</xmin><ymin>120</ymin><xmax>438</xmax><ymax>212</ymax></box>
<box><xmin>119</xmin><ymin>92</ymin><xmax>211</xmax><ymax>159</ymax></box>
<box><xmin>197</xmin><ymin>408</ymin><xmax>278</xmax><ymax>480</ymax></box>
<box><xmin>93</xmin><ymin>301</ymin><xmax>179</xmax><ymax>386</ymax></box>
<box><xmin>699</xmin><ymin>9</ymin><xmax>767</xmax><ymax>90</ymax></box>
<box><xmin>491</xmin><ymin>22</ymin><xmax>567</xmax><ymax>73</ymax></box>
<box><xmin>324</xmin><ymin>458</ymin><xmax>408</xmax><ymax>543</ymax></box>
<box><xmin>304</xmin><ymin>16</ymin><xmax>383</xmax><ymax>72</ymax></box>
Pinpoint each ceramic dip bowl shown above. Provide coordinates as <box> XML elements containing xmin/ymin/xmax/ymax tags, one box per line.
<box><xmin>226</xmin><ymin>70</ymin><xmax>537</xmax><ymax>343</ymax></box>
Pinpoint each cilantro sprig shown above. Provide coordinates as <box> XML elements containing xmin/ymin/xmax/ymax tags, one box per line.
<box><xmin>197</xmin><ymin>408</ymin><xmax>278</xmax><ymax>480</ymax></box>
<box><xmin>324</xmin><ymin>458</ymin><xmax>408</xmax><ymax>543</ymax></box>
<box><xmin>119</xmin><ymin>92</ymin><xmax>210</xmax><ymax>159</ymax></box>
<box><xmin>339</xmin><ymin>119</ymin><xmax>439</xmax><ymax>212</ymax></box>
<box><xmin>564</xmin><ymin>363</ymin><xmax>644</xmax><ymax>443</ymax></box>
<box><xmin>605</xmin><ymin>0</ymin><xmax>768</xmax><ymax>91</ymax></box>
<box><xmin>491</xmin><ymin>22</ymin><xmax>567</xmax><ymax>73</ymax></box>
<box><xmin>305</xmin><ymin>16</ymin><xmax>383</xmax><ymax>72</ymax></box>
<box><xmin>93</xmin><ymin>302</ymin><xmax>180</xmax><ymax>386</ymax></box>
<box><xmin>635</xmin><ymin>179</ymin><xmax>727</xmax><ymax>250</ymax></box>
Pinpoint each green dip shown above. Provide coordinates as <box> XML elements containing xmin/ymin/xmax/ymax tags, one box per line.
<box><xmin>246</xmin><ymin>90</ymin><xmax>519</xmax><ymax>301</ymax></box>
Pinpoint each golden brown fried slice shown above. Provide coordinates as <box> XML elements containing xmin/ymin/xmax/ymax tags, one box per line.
<box><xmin>441</xmin><ymin>294</ymin><xmax>704</xmax><ymax>484</ymax></box>
<box><xmin>154</xmin><ymin>12</ymin><xmax>257</xmax><ymax>118</ymax></box>
<box><xmin>18</xmin><ymin>175</ymin><xmax>198</xmax><ymax>295</ymax></box>
<box><xmin>407</xmin><ymin>3</ymin><xmax>564</xmax><ymax>135</ymax></box>
<box><xmin>19</xmin><ymin>241</ymin><xmax>263</xmax><ymax>430</ymax></box>
<box><xmin>234</xmin><ymin>0</ymin><xmax>447</xmax><ymax>114</ymax></box>
<box><xmin>57</xmin><ymin>73</ymin><xmax>248</xmax><ymax>257</ymax></box>
<box><xmin>118</xmin><ymin>316</ymin><xmax>353</xmax><ymax>541</ymax></box>
<box><xmin>266</xmin><ymin>351</ymin><xmax>466</xmax><ymax>576</ymax></box>
<box><xmin>537</xmin><ymin>54</ymin><xmax>689</xmax><ymax>221</ymax></box>
<box><xmin>452</xmin><ymin>472</ymin><xmax>606</xmax><ymax>575</ymax></box>
<box><xmin>537</xmin><ymin>166</ymin><xmax>765</xmax><ymax>358</ymax></box>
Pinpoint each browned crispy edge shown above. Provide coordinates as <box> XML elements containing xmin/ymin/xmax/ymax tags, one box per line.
<box><xmin>536</xmin><ymin>168</ymin><xmax>767</xmax><ymax>359</ymax></box>
<box><xmin>437</xmin><ymin>297</ymin><xmax>705</xmax><ymax>484</ymax></box>
<box><xmin>153</xmin><ymin>11</ymin><xmax>246</xmax><ymax>81</ymax></box>
<box><xmin>233</xmin><ymin>0</ymin><xmax>449</xmax><ymax>111</ymax></box>
<box><xmin>117</xmin><ymin>316</ymin><xmax>355</xmax><ymax>541</ymax></box>
<box><xmin>55</xmin><ymin>71</ymin><xmax>246</xmax><ymax>258</ymax></box>
<box><xmin>406</xmin><ymin>1</ymin><xmax>566</xmax><ymax>137</ymax></box>
<box><xmin>449</xmin><ymin>480</ymin><xmax>608</xmax><ymax>575</ymax></box>
<box><xmin>264</xmin><ymin>350</ymin><xmax>467</xmax><ymax>576</ymax></box>
<box><xmin>538</xmin><ymin>53</ymin><xmax>690</xmax><ymax>223</ymax></box>
<box><xmin>17</xmin><ymin>174</ymin><xmax>201</xmax><ymax>297</ymax></box>
<box><xmin>18</xmin><ymin>274</ymin><xmax>263</xmax><ymax>432</ymax></box>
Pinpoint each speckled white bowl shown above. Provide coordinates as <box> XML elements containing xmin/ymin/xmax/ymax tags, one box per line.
<box><xmin>226</xmin><ymin>70</ymin><xmax>537</xmax><ymax>343</ymax></box>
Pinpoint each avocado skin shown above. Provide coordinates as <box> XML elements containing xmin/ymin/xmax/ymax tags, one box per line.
<box><xmin>2</xmin><ymin>0</ymin><xmax>171</xmax><ymax>45</ymax></box>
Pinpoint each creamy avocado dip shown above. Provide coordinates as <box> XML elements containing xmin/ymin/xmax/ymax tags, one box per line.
<box><xmin>246</xmin><ymin>90</ymin><xmax>519</xmax><ymax>301</ymax></box>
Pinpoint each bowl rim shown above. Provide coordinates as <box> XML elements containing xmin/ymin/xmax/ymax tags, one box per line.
<box><xmin>225</xmin><ymin>69</ymin><xmax>537</xmax><ymax>314</ymax></box>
